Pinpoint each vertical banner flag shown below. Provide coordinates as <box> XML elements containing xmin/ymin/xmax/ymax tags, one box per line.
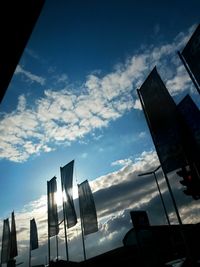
<box><xmin>138</xmin><ymin>67</ymin><xmax>187</xmax><ymax>173</ymax></box>
<box><xmin>78</xmin><ymin>180</ymin><xmax>98</xmax><ymax>235</ymax></box>
<box><xmin>10</xmin><ymin>212</ymin><xmax>18</xmax><ymax>259</ymax></box>
<box><xmin>1</xmin><ymin>219</ymin><xmax>11</xmax><ymax>264</ymax></box>
<box><xmin>30</xmin><ymin>218</ymin><xmax>39</xmax><ymax>250</ymax></box>
<box><xmin>177</xmin><ymin>95</ymin><xmax>200</xmax><ymax>163</ymax></box>
<box><xmin>181</xmin><ymin>24</ymin><xmax>200</xmax><ymax>87</ymax></box>
<box><xmin>47</xmin><ymin>177</ymin><xmax>59</xmax><ymax>237</ymax></box>
<box><xmin>60</xmin><ymin>160</ymin><xmax>77</xmax><ymax>228</ymax></box>
<box><xmin>130</xmin><ymin>211</ymin><xmax>150</xmax><ymax>230</ymax></box>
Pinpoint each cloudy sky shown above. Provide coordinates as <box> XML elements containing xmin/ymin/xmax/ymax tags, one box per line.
<box><xmin>0</xmin><ymin>0</ymin><xmax>200</xmax><ymax>265</ymax></box>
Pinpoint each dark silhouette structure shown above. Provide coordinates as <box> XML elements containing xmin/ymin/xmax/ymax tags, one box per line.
<box><xmin>123</xmin><ymin>223</ymin><xmax>200</xmax><ymax>266</ymax></box>
<box><xmin>44</xmin><ymin>223</ymin><xmax>200</xmax><ymax>267</ymax></box>
<box><xmin>0</xmin><ymin>0</ymin><xmax>45</xmax><ymax>103</ymax></box>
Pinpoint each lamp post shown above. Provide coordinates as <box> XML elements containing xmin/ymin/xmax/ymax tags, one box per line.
<box><xmin>138</xmin><ymin>165</ymin><xmax>170</xmax><ymax>225</ymax></box>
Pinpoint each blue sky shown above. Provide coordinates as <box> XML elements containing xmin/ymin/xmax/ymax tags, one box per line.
<box><xmin>0</xmin><ymin>0</ymin><xmax>200</xmax><ymax>265</ymax></box>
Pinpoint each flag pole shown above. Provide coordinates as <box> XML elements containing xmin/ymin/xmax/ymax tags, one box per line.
<box><xmin>60</xmin><ymin>167</ymin><xmax>69</xmax><ymax>262</ymax></box>
<box><xmin>78</xmin><ymin>184</ymin><xmax>86</xmax><ymax>261</ymax></box>
<box><xmin>29</xmin><ymin>243</ymin><xmax>31</xmax><ymax>267</ymax></box>
<box><xmin>56</xmin><ymin>235</ymin><xmax>59</xmax><ymax>262</ymax></box>
<box><xmin>137</xmin><ymin>88</ymin><xmax>193</xmax><ymax>261</ymax></box>
<box><xmin>177</xmin><ymin>51</ymin><xmax>200</xmax><ymax>95</ymax></box>
<box><xmin>29</xmin><ymin>220</ymin><xmax>31</xmax><ymax>267</ymax></box>
<box><xmin>137</xmin><ymin>88</ymin><xmax>183</xmax><ymax>224</ymax></box>
<box><xmin>47</xmin><ymin>181</ymin><xmax>51</xmax><ymax>265</ymax></box>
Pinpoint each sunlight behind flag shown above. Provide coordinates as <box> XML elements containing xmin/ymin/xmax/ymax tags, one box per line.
<box><xmin>60</xmin><ymin>160</ymin><xmax>77</xmax><ymax>228</ymax></box>
<box><xmin>47</xmin><ymin>177</ymin><xmax>59</xmax><ymax>237</ymax></box>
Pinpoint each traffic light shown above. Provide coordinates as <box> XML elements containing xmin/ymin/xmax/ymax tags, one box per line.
<box><xmin>176</xmin><ymin>165</ymin><xmax>200</xmax><ymax>200</ymax></box>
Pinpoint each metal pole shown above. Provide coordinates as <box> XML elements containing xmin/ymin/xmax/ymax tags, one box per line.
<box><xmin>162</xmin><ymin>170</ymin><xmax>194</xmax><ymax>262</ymax></box>
<box><xmin>137</xmin><ymin>89</ymin><xmax>183</xmax><ymax>223</ymax></box>
<box><xmin>56</xmin><ymin>235</ymin><xmax>59</xmax><ymax>262</ymax></box>
<box><xmin>137</xmin><ymin>87</ymin><xmax>193</xmax><ymax>263</ymax></box>
<box><xmin>162</xmin><ymin>171</ymin><xmax>182</xmax><ymax>225</ymax></box>
<box><xmin>177</xmin><ymin>51</ymin><xmax>200</xmax><ymax>95</ymax></box>
<box><xmin>78</xmin><ymin>184</ymin><xmax>87</xmax><ymax>261</ymax></box>
<box><xmin>47</xmin><ymin>181</ymin><xmax>51</xmax><ymax>265</ymax></box>
<box><xmin>60</xmin><ymin>167</ymin><xmax>69</xmax><ymax>261</ymax></box>
<box><xmin>29</xmin><ymin>246</ymin><xmax>31</xmax><ymax>267</ymax></box>
<box><xmin>153</xmin><ymin>172</ymin><xmax>171</xmax><ymax>225</ymax></box>
<box><xmin>29</xmin><ymin>219</ymin><xmax>31</xmax><ymax>267</ymax></box>
<box><xmin>139</xmin><ymin>168</ymin><xmax>170</xmax><ymax>225</ymax></box>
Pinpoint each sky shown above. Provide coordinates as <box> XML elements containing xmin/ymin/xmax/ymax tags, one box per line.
<box><xmin>0</xmin><ymin>0</ymin><xmax>200</xmax><ymax>265</ymax></box>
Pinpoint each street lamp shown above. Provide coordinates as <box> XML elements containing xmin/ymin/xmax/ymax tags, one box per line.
<box><xmin>138</xmin><ymin>165</ymin><xmax>170</xmax><ymax>225</ymax></box>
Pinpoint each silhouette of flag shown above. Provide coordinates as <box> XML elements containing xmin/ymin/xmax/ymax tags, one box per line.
<box><xmin>47</xmin><ymin>177</ymin><xmax>59</xmax><ymax>237</ymax></box>
<box><xmin>78</xmin><ymin>180</ymin><xmax>98</xmax><ymax>235</ymax></box>
<box><xmin>177</xmin><ymin>95</ymin><xmax>200</xmax><ymax>163</ymax></box>
<box><xmin>138</xmin><ymin>67</ymin><xmax>187</xmax><ymax>173</ymax></box>
<box><xmin>30</xmin><ymin>218</ymin><xmax>39</xmax><ymax>250</ymax></box>
<box><xmin>60</xmin><ymin>160</ymin><xmax>77</xmax><ymax>228</ymax></box>
<box><xmin>10</xmin><ymin>211</ymin><xmax>18</xmax><ymax>259</ymax></box>
<box><xmin>181</xmin><ymin>24</ymin><xmax>200</xmax><ymax>86</ymax></box>
<box><xmin>1</xmin><ymin>218</ymin><xmax>11</xmax><ymax>264</ymax></box>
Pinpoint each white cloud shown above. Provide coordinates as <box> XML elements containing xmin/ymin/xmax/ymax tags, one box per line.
<box><xmin>15</xmin><ymin>65</ymin><xmax>45</xmax><ymax>86</ymax></box>
<box><xmin>91</xmin><ymin>151</ymin><xmax>159</xmax><ymax>195</ymax></box>
<box><xmin>111</xmin><ymin>158</ymin><xmax>133</xmax><ymax>167</ymax></box>
<box><xmin>0</xmin><ymin>25</ymin><xmax>196</xmax><ymax>162</ymax></box>
<box><xmin>17</xmin><ymin>95</ymin><xmax>26</xmax><ymax>112</ymax></box>
<box><xmin>138</xmin><ymin>131</ymin><xmax>146</xmax><ymax>138</ymax></box>
<box><xmin>57</xmin><ymin>73</ymin><xmax>68</xmax><ymax>84</ymax></box>
<box><xmin>2</xmin><ymin>149</ymin><xmax>200</xmax><ymax>265</ymax></box>
<box><xmin>166</xmin><ymin>65</ymin><xmax>191</xmax><ymax>94</ymax></box>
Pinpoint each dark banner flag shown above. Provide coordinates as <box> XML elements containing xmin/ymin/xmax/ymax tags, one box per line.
<box><xmin>78</xmin><ymin>180</ymin><xmax>98</xmax><ymax>235</ymax></box>
<box><xmin>181</xmin><ymin>24</ymin><xmax>200</xmax><ymax>87</ymax></box>
<box><xmin>47</xmin><ymin>177</ymin><xmax>59</xmax><ymax>237</ymax></box>
<box><xmin>1</xmin><ymin>218</ymin><xmax>11</xmax><ymax>264</ymax></box>
<box><xmin>10</xmin><ymin>211</ymin><xmax>18</xmax><ymax>259</ymax></box>
<box><xmin>0</xmin><ymin>0</ymin><xmax>45</xmax><ymax>103</ymax></box>
<box><xmin>60</xmin><ymin>160</ymin><xmax>77</xmax><ymax>228</ymax></box>
<box><xmin>130</xmin><ymin>211</ymin><xmax>150</xmax><ymax>230</ymax></box>
<box><xmin>138</xmin><ymin>67</ymin><xmax>187</xmax><ymax>174</ymax></box>
<box><xmin>30</xmin><ymin>218</ymin><xmax>39</xmax><ymax>250</ymax></box>
<box><xmin>177</xmin><ymin>95</ymin><xmax>200</xmax><ymax>162</ymax></box>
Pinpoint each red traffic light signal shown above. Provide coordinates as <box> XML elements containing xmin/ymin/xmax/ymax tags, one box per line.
<box><xmin>176</xmin><ymin>165</ymin><xmax>200</xmax><ymax>200</ymax></box>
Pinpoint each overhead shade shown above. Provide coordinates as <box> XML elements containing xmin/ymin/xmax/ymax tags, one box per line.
<box><xmin>0</xmin><ymin>0</ymin><xmax>45</xmax><ymax>103</ymax></box>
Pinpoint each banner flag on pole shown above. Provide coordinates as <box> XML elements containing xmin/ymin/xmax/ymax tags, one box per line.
<box><xmin>30</xmin><ymin>218</ymin><xmax>39</xmax><ymax>250</ymax></box>
<box><xmin>60</xmin><ymin>160</ymin><xmax>77</xmax><ymax>228</ymax></box>
<box><xmin>78</xmin><ymin>180</ymin><xmax>98</xmax><ymax>235</ymax></box>
<box><xmin>177</xmin><ymin>94</ymin><xmax>200</xmax><ymax>163</ymax></box>
<box><xmin>10</xmin><ymin>211</ymin><xmax>18</xmax><ymax>259</ymax></box>
<box><xmin>47</xmin><ymin>177</ymin><xmax>59</xmax><ymax>237</ymax></box>
<box><xmin>1</xmin><ymin>218</ymin><xmax>11</xmax><ymax>264</ymax></box>
<box><xmin>181</xmin><ymin>24</ymin><xmax>200</xmax><ymax>87</ymax></box>
<box><xmin>138</xmin><ymin>67</ymin><xmax>187</xmax><ymax>173</ymax></box>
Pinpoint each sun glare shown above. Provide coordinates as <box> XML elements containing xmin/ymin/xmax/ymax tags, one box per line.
<box><xmin>55</xmin><ymin>184</ymin><xmax>78</xmax><ymax>207</ymax></box>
